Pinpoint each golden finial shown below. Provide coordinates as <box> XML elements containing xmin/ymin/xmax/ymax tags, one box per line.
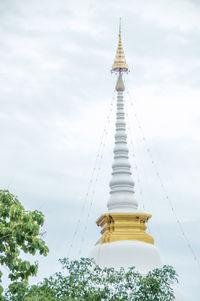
<box><xmin>119</xmin><ymin>17</ymin><xmax>121</xmax><ymax>35</ymax></box>
<box><xmin>111</xmin><ymin>19</ymin><xmax>129</xmax><ymax>73</ymax></box>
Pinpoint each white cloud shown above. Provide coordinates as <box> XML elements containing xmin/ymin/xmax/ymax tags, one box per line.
<box><xmin>0</xmin><ymin>0</ymin><xmax>199</xmax><ymax>299</ymax></box>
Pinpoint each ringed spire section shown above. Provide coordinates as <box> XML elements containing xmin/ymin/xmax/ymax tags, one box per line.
<box><xmin>107</xmin><ymin>73</ymin><xmax>138</xmax><ymax>212</ymax></box>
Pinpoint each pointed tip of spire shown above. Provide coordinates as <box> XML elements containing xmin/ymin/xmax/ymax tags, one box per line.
<box><xmin>119</xmin><ymin>17</ymin><xmax>121</xmax><ymax>36</ymax></box>
<box><xmin>111</xmin><ymin>19</ymin><xmax>129</xmax><ymax>74</ymax></box>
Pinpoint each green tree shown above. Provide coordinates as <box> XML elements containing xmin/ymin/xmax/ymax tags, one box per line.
<box><xmin>0</xmin><ymin>190</ymin><xmax>49</xmax><ymax>296</ymax></box>
<box><xmin>6</xmin><ymin>258</ymin><xmax>178</xmax><ymax>301</ymax></box>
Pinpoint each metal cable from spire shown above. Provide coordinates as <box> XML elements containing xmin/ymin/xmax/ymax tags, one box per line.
<box><xmin>67</xmin><ymin>92</ymin><xmax>115</xmax><ymax>259</ymax></box>
<box><xmin>78</xmin><ymin>93</ymin><xmax>115</xmax><ymax>257</ymax></box>
<box><xmin>124</xmin><ymin>97</ymin><xmax>146</xmax><ymax>211</ymax></box>
<box><xmin>126</xmin><ymin>89</ymin><xmax>200</xmax><ymax>271</ymax></box>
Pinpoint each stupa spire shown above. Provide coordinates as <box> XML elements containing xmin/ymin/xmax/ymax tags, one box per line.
<box><xmin>90</xmin><ymin>22</ymin><xmax>154</xmax><ymax>253</ymax></box>
<box><xmin>107</xmin><ymin>21</ymin><xmax>137</xmax><ymax>212</ymax></box>
<box><xmin>112</xmin><ymin>19</ymin><xmax>129</xmax><ymax>73</ymax></box>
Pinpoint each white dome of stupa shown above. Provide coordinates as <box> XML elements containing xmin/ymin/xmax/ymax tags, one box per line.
<box><xmin>89</xmin><ymin>240</ymin><xmax>162</xmax><ymax>273</ymax></box>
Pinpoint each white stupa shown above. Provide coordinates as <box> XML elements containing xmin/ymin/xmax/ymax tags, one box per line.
<box><xmin>89</xmin><ymin>22</ymin><xmax>185</xmax><ymax>300</ymax></box>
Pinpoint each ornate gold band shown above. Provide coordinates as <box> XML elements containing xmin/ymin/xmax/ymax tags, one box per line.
<box><xmin>96</xmin><ymin>212</ymin><xmax>154</xmax><ymax>245</ymax></box>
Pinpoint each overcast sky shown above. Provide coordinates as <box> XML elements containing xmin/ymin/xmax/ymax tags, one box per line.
<box><xmin>0</xmin><ymin>0</ymin><xmax>200</xmax><ymax>299</ymax></box>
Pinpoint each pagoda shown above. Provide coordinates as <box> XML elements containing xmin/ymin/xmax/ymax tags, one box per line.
<box><xmin>89</xmin><ymin>22</ymin><xmax>184</xmax><ymax>300</ymax></box>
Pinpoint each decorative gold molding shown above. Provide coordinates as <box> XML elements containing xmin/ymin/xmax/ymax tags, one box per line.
<box><xmin>111</xmin><ymin>20</ymin><xmax>129</xmax><ymax>73</ymax></box>
<box><xmin>96</xmin><ymin>213</ymin><xmax>154</xmax><ymax>245</ymax></box>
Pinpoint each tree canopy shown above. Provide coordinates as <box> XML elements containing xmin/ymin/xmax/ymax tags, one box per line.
<box><xmin>5</xmin><ymin>258</ymin><xmax>178</xmax><ymax>301</ymax></box>
<box><xmin>0</xmin><ymin>190</ymin><xmax>178</xmax><ymax>300</ymax></box>
<box><xmin>0</xmin><ymin>190</ymin><xmax>49</xmax><ymax>295</ymax></box>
